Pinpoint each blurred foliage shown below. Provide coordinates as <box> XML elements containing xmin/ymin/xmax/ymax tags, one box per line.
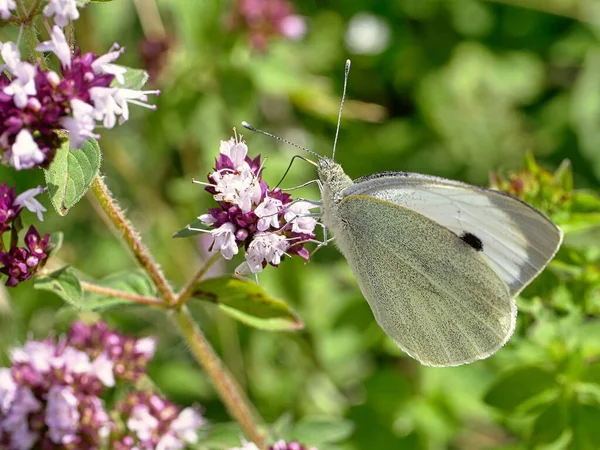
<box><xmin>3</xmin><ymin>0</ymin><xmax>600</xmax><ymax>448</ymax></box>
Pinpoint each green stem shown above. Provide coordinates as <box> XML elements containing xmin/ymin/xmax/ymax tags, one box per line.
<box><xmin>26</xmin><ymin>0</ymin><xmax>43</xmax><ymax>20</ymax></box>
<box><xmin>172</xmin><ymin>306</ymin><xmax>266</xmax><ymax>449</ymax></box>
<box><xmin>91</xmin><ymin>175</ymin><xmax>177</xmax><ymax>304</ymax></box>
<box><xmin>80</xmin><ymin>281</ymin><xmax>165</xmax><ymax>308</ymax></box>
<box><xmin>176</xmin><ymin>252</ymin><xmax>221</xmax><ymax>306</ymax></box>
<box><xmin>90</xmin><ymin>173</ymin><xmax>266</xmax><ymax>448</ymax></box>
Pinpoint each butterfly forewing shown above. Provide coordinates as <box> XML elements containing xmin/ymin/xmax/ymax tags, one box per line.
<box><xmin>334</xmin><ymin>194</ymin><xmax>515</xmax><ymax>367</ymax></box>
<box><xmin>344</xmin><ymin>173</ymin><xmax>563</xmax><ymax>297</ymax></box>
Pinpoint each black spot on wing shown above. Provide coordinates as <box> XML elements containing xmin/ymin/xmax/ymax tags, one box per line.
<box><xmin>460</xmin><ymin>232</ymin><xmax>483</xmax><ymax>251</ymax></box>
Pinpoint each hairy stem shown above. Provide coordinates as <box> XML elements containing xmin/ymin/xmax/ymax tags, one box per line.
<box><xmin>176</xmin><ymin>252</ymin><xmax>221</xmax><ymax>306</ymax></box>
<box><xmin>90</xmin><ymin>173</ymin><xmax>265</xmax><ymax>448</ymax></box>
<box><xmin>91</xmin><ymin>175</ymin><xmax>177</xmax><ymax>304</ymax></box>
<box><xmin>172</xmin><ymin>306</ymin><xmax>266</xmax><ymax>449</ymax></box>
<box><xmin>80</xmin><ymin>281</ymin><xmax>165</xmax><ymax>307</ymax></box>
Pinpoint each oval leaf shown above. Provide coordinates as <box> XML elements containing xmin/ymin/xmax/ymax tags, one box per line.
<box><xmin>192</xmin><ymin>276</ymin><xmax>304</xmax><ymax>331</ymax></box>
<box><xmin>111</xmin><ymin>66</ymin><xmax>150</xmax><ymax>90</ymax></box>
<box><xmin>572</xmin><ymin>403</ymin><xmax>600</xmax><ymax>449</ymax></box>
<box><xmin>44</xmin><ymin>138</ymin><xmax>102</xmax><ymax>216</ymax></box>
<box><xmin>34</xmin><ymin>266</ymin><xmax>83</xmax><ymax>309</ymax></box>
<box><xmin>84</xmin><ymin>270</ymin><xmax>158</xmax><ymax>310</ymax></box>
<box><xmin>531</xmin><ymin>401</ymin><xmax>568</xmax><ymax>444</ymax></box>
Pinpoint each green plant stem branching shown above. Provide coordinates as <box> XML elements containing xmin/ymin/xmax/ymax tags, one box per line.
<box><xmin>91</xmin><ymin>175</ymin><xmax>176</xmax><ymax>304</ymax></box>
<box><xmin>90</xmin><ymin>174</ymin><xmax>266</xmax><ymax>449</ymax></box>
<box><xmin>175</xmin><ymin>252</ymin><xmax>222</xmax><ymax>307</ymax></box>
<box><xmin>80</xmin><ymin>281</ymin><xmax>165</xmax><ymax>308</ymax></box>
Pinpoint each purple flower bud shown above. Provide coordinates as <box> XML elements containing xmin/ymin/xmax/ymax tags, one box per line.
<box><xmin>236</xmin><ymin>229</ymin><xmax>249</xmax><ymax>241</ymax></box>
<box><xmin>0</xmin><ymin>225</ymin><xmax>52</xmax><ymax>287</ymax></box>
<box><xmin>27</xmin><ymin>97</ymin><xmax>41</xmax><ymax>111</ymax></box>
<box><xmin>0</xmin><ymin>183</ymin><xmax>20</xmax><ymax>234</ymax></box>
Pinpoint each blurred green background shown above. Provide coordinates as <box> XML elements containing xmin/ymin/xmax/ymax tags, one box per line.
<box><xmin>2</xmin><ymin>0</ymin><xmax>600</xmax><ymax>448</ymax></box>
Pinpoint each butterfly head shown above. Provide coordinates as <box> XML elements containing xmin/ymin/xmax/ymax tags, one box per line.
<box><xmin>318</xmin><ymin>157</ymin><xmax>353</xmax><ymax>197</ymax></box>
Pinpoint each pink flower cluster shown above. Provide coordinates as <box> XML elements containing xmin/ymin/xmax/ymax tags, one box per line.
<box><xmin>226</xmin><ymin>0</ymin><xmax>306</xmax><ymax>50</ymax></box>
<box><xmin>112</xmin><ymin>391</ymin><xmax>204</xmax><ymax>450</ymax></box>
<box><xmin>0</xmin><ymin>25</ymin><xmax>158</xmax><ymax>170</ymax></box>
<box><xmin>195</xmin><ymin>134</ymin><xmax>317</xmax><ymax>275</ymax></box>
<box><xmin>232</xmin><ymin>439</ymin><xmax>317</xmax><ymax>450</ymax></box>
<box><xmin>0</xmin><ymin>321</ymin><xmax>204</xmax><ymax>450</ymax></box>
<box><xmin>67</xmin><ymin>321</ymin><xmax>156</xmax><ymax>384</ymax></box>
<box><xmin>0</xmin><ymin>184</ymin><xmax>50</xmax><ymax>287</ymax></box>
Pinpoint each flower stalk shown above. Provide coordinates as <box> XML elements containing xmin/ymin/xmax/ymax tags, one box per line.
<box><xmin>172</xmin><ymin>306</ymin><xmax>266</xmax><ymax>449</ymax></box>
<box><xmin>91</xmin><ymin>174</ymin><xmax>177</xmax><ymax>304</ymax></box>
<box><xmin>176</xmin><ymin>251</ymin><xmax>222</xmax><ymax>307</ymax></box>
<box><xmin>80</xmin><ymin>281</ymin><xmax>165</xmax><ymax>308</ymax></box>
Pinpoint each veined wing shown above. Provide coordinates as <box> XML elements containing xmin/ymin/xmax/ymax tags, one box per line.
<box><xmin>335</xmin><ymin>194</ymin><xmax>515</xmax><ymax>367</ymax></box>
<box><xmin>344</xmin><ymin>172</ymin><xmax>562</xmax><ymax>297</ymax></box>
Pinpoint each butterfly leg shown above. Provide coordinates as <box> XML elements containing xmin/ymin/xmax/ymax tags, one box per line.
<box><xmin>310</xmin><ymin>225</ymin><xmax>335</xmax><ymax>257</ymax></box>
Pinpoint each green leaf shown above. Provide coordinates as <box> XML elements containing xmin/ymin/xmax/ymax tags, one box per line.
<box><xmin>560</xmin><ymin>213</ymin><xmax>600</xmax><ymax>234</ymax></box>
<box><xmin>44</xmin><ymin>138</ymin><xmax>102</xmax><ymax>216</ymax></box>
<box><xmin>111</xmin><ymin>66</ymin><xmax>150</xmax><ymax>90</ymax></box>
<box><xmin>34</xmin><ymin>266</ymin><xmax>83</xmax><ymax>309</ymax></box>
<box><xmin>290</xmin><ymin>418</ymin><xmax>355</xmax><ymax>445</ymax></box>
<box><xmin>173</xmin><ymin>218</ymin><xmax>208</xmax><ymax>238</ymax></box>
<box><xmin>192</xmin><ymin>276</ymin><xmax>304</xmax><ymax>331</ymax></box>
<box><xmin>530</xmin><ymin>401</ymin><xmax>568</xmax><ymax>444</ymax></box>
<box><xmin>269</xmin><ymin>412</ymin><xmax>295</xmax><ymax>441</ymax></box>
<box><xmin>571</xmin><ymin>403</ymin><xmax>600</xmax><ymax>449</ymax></box>
<box><xmin>571</xmin><ymin>190</ymin><xmax>600</xmax><ymax>213</ymax></box>
<box><xmin>84</xmin><ymin>270</ymin><xmax>158</xmax><ymax>310</ymax></box>
<box><xmin>484</xmin><ymin>366</ymin><xmax>557</xmax><ymax>413</ymax></box>
<box><xmin>574</xmin><ymin>322</ymin><xmax>600</xmax><ymax>358</ymax></box>
<box><xmin>195</xmin><ymin>422</ymin><xmax>244</xmax><ymax>450</ymax></box>
<box><xmin>554</xmin><ymin>159</ymin><xmax>573</xmax><ymax>193</ymax></box>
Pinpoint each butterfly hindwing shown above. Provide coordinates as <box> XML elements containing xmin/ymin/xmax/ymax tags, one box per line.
<box><xmin>333</xmin><ymin>194</ymin><xmax>515</xmax><ymax>367</ymax></box>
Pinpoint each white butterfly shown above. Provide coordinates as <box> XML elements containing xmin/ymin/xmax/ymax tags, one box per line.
<box><xmin>243</xmin><ymin>61</ymin><xmax>562</xmax><ymax>367</ymax></box>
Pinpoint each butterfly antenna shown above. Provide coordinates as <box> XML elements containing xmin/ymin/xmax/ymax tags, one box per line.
<box><xmin>332</xmin><ymin>59</ymin><xmax>351</xmax><ymax>161</ymax></box>
<box><xmin>241</xmin><ymin>122</ymin><xmax>320</xmax><ymax>158</ymax></box>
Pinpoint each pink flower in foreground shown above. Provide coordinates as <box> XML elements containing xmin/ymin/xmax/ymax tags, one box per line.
<box><xmin>0</xmin><ymin>321</ymin><xmax>204</xmax><ymax>450</ymax></box>
<box><xmin>113</xmin><ymin>391</ymin><xmax>204</xmax><ymax>450</ymax></box>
